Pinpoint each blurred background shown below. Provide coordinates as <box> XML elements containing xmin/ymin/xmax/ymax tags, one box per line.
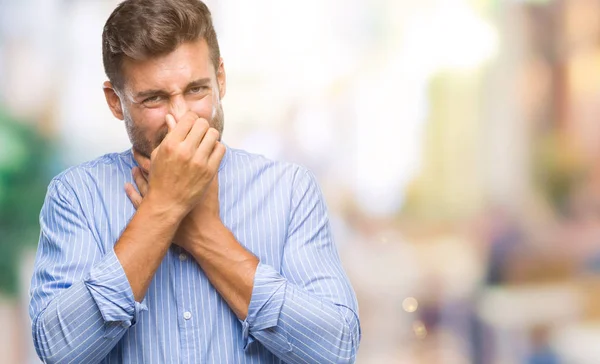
<box><xmin>2</xmin><ymin>0</ymin><xmax>600</xmax><ymax>362</ymax></box>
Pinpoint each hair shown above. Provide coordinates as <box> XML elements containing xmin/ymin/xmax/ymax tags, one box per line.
<box><xmin>102</xmin><ymin>0</ymin><xmax>220</xmax><ymax>91</ymax></box>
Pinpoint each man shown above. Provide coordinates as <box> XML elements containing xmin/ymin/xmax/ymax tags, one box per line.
<box><xmin>29</xmin><ymin>0</ymin><xmax>360</xmax><ymax>363</ymax></box>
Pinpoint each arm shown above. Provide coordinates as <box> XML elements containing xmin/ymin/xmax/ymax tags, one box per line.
<box><xmin>30</xmin><ymin>113</ymin><xmax>224</xmax><ymax>363</ymax></box>
<box><xmin>30</xmin><ymin>178</ymin><xmax>187</xmax><ymax>363</ymax></box>
<box><xmin>188</xmin><ymin>227</ymin><xmax>360</xmax><ymax>364</ymax></box>
<box><xmin>127</xmin><ymin>157</ymin><xmax>360</xmax><ymax>363</ymax></box>
<box><xmin>169</xmin><ymin>168</ymin><xmax>361</xmax><ymax>363</ymax></box>
<box><xmin>29</xmin><ymin>178</ymin><xmax>158</xmax><ymax>363</ymax></box>
<box><xmin>240</xmin><ymin>169</ymin><xmax>361</xmax><ymax>364</ymax></box>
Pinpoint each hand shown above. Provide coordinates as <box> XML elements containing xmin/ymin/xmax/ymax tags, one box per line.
<box><xmin>128</xmin><ymin>111</ymin><xmax>225</xmax><ymax>219</ymax></box>
<box><xmin>125</xmin><ymin>163</ymin><xmax>221</xmax><ymax>252</ymax></box>
<box><xmin>175</xmin><ymin>175</ymin><xmax>221</xmax><ymax>251</ymax></box>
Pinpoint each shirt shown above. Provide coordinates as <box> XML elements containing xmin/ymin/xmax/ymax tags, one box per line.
<box><xmin>29</xmin><ymin>146</ymin><xmax>360</xmax><ymax>364</ymax></box>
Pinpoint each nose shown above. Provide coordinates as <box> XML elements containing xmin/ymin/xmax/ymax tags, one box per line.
<box><xmin>169</xmin><ymin>94</ymin><xmax>190</xmax><ymax>121</ymax></box>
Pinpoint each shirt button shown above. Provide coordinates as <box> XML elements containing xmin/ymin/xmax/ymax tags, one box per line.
<box><xmin>179</xmin><ymin>253</ymin><xmax>187</xmax><ymax>261</ymax></box>
<box><xmin>183</xmin><ymin>311</ymin><xmax>192</xmax><ymax>320</ymax></box>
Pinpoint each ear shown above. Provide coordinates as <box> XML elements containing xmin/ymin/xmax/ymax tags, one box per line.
<box><xmin>103</xmin><ymin>81</ymin><xmax>125</xmax><ymax>120</ymax></box>
<box><xmin>217</xmin><ymin>58</ymin><xmax>226</xmax><ymax>100</ymax></box>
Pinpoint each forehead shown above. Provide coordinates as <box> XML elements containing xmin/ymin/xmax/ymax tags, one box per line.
<box><xmin>121</xmin><ymin>38</ymin><xmax>214</xmax><ymax>92</ymax></box>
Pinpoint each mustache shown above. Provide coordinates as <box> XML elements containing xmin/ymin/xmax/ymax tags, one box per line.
<box><xmin>154</xmin><ymin>127</ymin><xmax>169</xmax><ymax>147</ymax></box>
<box><xmin>135</xmin><ymin>127</ymin><xmax>168</xmax><ymax>160</ymax></box>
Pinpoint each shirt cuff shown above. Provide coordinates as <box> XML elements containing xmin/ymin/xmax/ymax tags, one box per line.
<box><xmin>240</xmin><ymin>262</ymin><xmax>287</xmax><ymax>348</ymax></box>
<box><xmin>84</xmin><ymin>249</ymin><xmax>147</xmax><ymax>325</ymax></box>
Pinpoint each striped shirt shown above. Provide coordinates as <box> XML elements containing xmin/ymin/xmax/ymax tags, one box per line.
<box><xmin>29</xmin><ymin>146</ymin><xmax>360</xmax><ymax>364</ymax></box>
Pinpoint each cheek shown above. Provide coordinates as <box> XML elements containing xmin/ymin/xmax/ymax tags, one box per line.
<box><xmin>189</xmin><ymin>96</ymin><xmax>216</xmax><ymax>120</ymax></box>
<box><xmin>135</xmin><ymin>107</ymin><xmax>168</xmax><ymax>134</ymax></box>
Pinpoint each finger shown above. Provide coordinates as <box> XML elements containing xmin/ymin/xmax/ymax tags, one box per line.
<box><xmin>166</xmin><ymin>111</ymin><xmax>198</xmax><ymax>143</ymax></box>
<box><xmin>184</xmin><ymin>118</ymin><xmax>210</xmax><ymax>150</ymax></box>
<box><xmin>207</xmin><ymin>141</ymin><xmax>226</xmax><ymax>171</ymax></box>
<box><xmin>196</xmin><ymin>127</ymin><xmax>220</xmax><ymax>159</ymax></box>
<box><xmin>132</xmin><ymin>149</ymin><xmax>151</xmax><ymax>174</ymax></box>
<box><xmin>124</xmin><ymin>183</ymin><xmax>143</xmax><ymax>209</ymax></box>
<box><xmin>165</xmin><ymin>114</ymin><xmax>177</xmax><ymax>133</ymax></box>
<box><xmin>132</xmin><ymin>167</ymin><xmax>149</xmax><ymax>196</ymax></box>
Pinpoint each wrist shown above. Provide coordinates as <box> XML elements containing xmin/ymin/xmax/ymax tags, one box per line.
<box><xmin>187</xmin><ymin>219</ymin><xmax>226</xmax><ymax>254</ymax></box>
<box><xmin>197</xmin><ymin>218</ymin><xmax>226</xmax><ymax>242</ymax></box>
<box><xmin>143</xmin><ymin>191</ymin><xmax>188</xmax><ymax>224</ymax></box>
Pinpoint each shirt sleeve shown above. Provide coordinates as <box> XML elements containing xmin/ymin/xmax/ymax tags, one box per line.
<box><xmin>29</xmin><ymin>178</ymin><xmax>147</xmax><ymax>364</ymax></box>
<box><xmin>240</xmin><ymin>168</ymin><xmax>361</xmax><ymax>364</ymax></box>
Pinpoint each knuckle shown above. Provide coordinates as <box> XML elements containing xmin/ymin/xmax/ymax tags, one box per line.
<box><xmin>176</xmin><ymin>147</ymin><xmax>191</xmax><ymax>160</ymax></box>
<box><xmin>191</xmin><ymin>157</ymin><xmax>206</xmax><ymax>169</ymax></box>
<box><xmin>163</xmin><ymin>141</ymin><xmax>175</xmax><ymax>153</ymax></box>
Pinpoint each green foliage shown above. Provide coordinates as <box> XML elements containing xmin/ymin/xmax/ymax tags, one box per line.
<box><xmin>0</xmin><ymin>108</ymin><xmax>52</xmax><ymax>296</ymax></box>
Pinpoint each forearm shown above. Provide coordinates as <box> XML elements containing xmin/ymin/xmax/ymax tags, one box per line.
<box><xmin>32</xmin><ymin>251</ymin><xmax>146</xmax><ymax>363</ymax></box>
<box><xmin>34</xmin><ymin>282</ymin><xmax>122</xmax><ymax>363</ymax></box>
<box><xmin>185</xmin><ymin>224</ymin><xmax>359</xmax><ymax>363</ymax></box>
<box><xmin>187</xmin><ymin>222</ymin><xmax>259</xmax><ymax>319</ymax></box>
<box><xmin>114</xmin><ymin>193</ymin><xmax>184</xmax><ymax>301</ymax></box>
<box><xmin>243</xmin><ymin>264</ymin><xmax>360</xmax><ymax>364</ymax></box>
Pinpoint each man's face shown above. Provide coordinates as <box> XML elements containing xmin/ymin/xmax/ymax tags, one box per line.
<box><xmin>107</xmin><ymin>38</ymin><xmax>226</xmax><ymax>159</ymax></box>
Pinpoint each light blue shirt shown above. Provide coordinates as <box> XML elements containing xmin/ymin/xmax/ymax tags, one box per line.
<box><xmin>29</xmin><ymin>146</ymin><xmax>360</xmax><ymax>363</ymax></box>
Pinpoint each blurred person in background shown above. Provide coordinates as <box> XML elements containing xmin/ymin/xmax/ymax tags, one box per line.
<box><xmin>28</xmin><ymin>0</ymin><xmax>360</xmax><ymax>363</ymax></box>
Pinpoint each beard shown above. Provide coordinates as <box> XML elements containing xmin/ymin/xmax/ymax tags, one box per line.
<box><xmin>124</xmin><ymin>102</ymin><xmax>225</xmax><ymax>159</ymax></box>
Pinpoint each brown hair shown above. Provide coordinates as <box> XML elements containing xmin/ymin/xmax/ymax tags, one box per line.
<box><xmin>102</xmin><ymin>0</ymin><xmax>221</xmax><ymax>90</ymax></box>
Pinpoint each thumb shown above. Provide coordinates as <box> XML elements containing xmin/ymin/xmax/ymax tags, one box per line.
<box><xmin>132</xmin><ymin>148</ymin><xmax>151</xmax><ymax>174</ymax></box>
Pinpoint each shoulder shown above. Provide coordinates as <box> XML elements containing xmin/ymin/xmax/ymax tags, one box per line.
<box><xmin>224</xmin><ymin>146</ymin><xmax>313</xmax><ymax>187</ymax></box>
<box><xmin>49</xmin><ymin>150</ymin><xmax>133</xmax><ymax>198</ymax></box>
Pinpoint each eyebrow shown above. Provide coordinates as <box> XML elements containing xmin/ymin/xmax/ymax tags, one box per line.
<box><xmin>135</xmin><ymin>77</ymin><xmax>212</xmax><ymax>100</ymax></box>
